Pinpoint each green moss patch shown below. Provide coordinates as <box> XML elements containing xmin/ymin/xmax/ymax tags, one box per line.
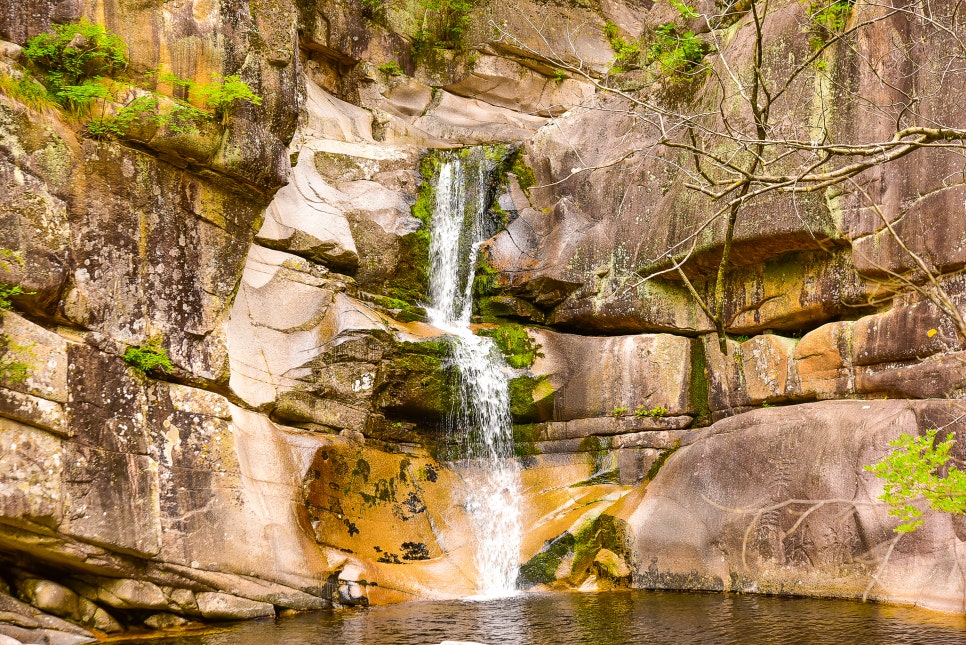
<box><xmin>645</xmin><ymin>441</ymin><xmax>681</xmax><ymax>481</ymax></box>
<box><xmin>477</xmin><ymin>323</ymin><xmax>543</xmax><ymax>369</ymax></box>
<box><xmin>517</xmin><ymin>532</ymin><xmax>576</xmax><ymax>587</ymax></box>
<box><xmin>512</xmin><ymin>423</ymin><xmax>542</xmax><ymax>459</ymax></box>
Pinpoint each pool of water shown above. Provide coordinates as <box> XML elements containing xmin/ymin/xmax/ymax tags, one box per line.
<box><xmin>108</xmin><ymin>590</ymin><xmax>966</xmax><ymax>645</ymax></box>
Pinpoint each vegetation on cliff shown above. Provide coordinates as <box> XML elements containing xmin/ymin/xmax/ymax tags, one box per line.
<box><xmin>13</xmin><ymin>19</ymin><xmax>261</xmax><ymax>139</ymax></box>
<box><xmin>123</xmin><ymin>336</ymin><xmax>175</xmax><ymax>375</ymax></box>
<box><xmin>866</xmin><ymin>428</ymin><xmax>966</xmax><ymax>534</ymax></box>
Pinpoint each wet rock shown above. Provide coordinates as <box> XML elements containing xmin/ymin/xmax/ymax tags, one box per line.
<box><xmin>593</xmin><ymin>548</ymin><xmax>631</xmax><ymax>581</ymax></box>
<box><xmin>372</xmin><ymin>339</ymin><xmax>457</xmax><ymax>422</ymax></box>
<box><xmin>68</xmin><ymin>577</ymin><xmax>167</xmax><ymax>611</ymax></box>
<box><xmin>15</xmin><ymin>578</ymin><xmax>121</xmax><ymax>633</ymax></box>
<box><xmin>195</xmin><ymin>593</ymin><xmax>275</xmax><ymax>621</ymax></box>
<box><xmin>143</xmin><ymin>613</ymin><xmax>191</xmax><ymax>630</ymax></box>
<box><xmin>0</xmin><ymin>592</ymin><xmax>95</xmax><ymax>644</ymax></box>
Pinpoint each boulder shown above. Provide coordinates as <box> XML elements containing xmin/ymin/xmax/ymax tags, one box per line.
<box><xmin>227</xmin><ymin>246</ymin><xmax>341</xmax><ymax>408</ymax></box>
<box><xmin>738</xmin><ymin>334</ymin><xmax>799</xmax><ymax>404</ymax></box>
<box><xmin>68</xmin><ymin>577</ymin><xmax>167</xmax><ymax>611</ymax></box>
<box><xmin>0</xmin><ymin>593</ymin><xmax>94</xmax><ymax>643</ymax></box>
<box><xmin>793</xmin><ymin>322</ymin><xmax>854</xmax><ymax>399</ymax></box>
<box><xmin>410</xmin><ymin>91</ymin><xmax>548</xmax><ymax>145</ymax></box>
<box><xmin>143</xmin><ymin>613</ymin><xmax>191</xmax><ymax>629</ymax></box>
<box><xmin>0</xmin><ymin>419</ymin><xmax>64</xmax><ymax>529</ymax></box>
<box><xmin>625</xmin><ymin>400</ymin><xmax>966</xmax><ymax>613</ymax></box>
<box><xmin>195</xmin><ymin>593</ymin><xmax>275</xmax><ymax>621</ymax></box>
<box><xmin>14</xmin><ymin>578</ymin><xmax>121</xmax><ymax>633</ymax></box>
<box><xmin>443</xmin><ymin>55</ymin><xmax>594</xmax><ymax>117</ymax></box>
<box><xmin>256</xmin><ymin>143</ymin><xmax>359</xmax><ymax>271</ymax></box>
<box><xmin>529</xmin><ymin>329</ymin><xmax>695</xmax><ymax>422</ymax></box>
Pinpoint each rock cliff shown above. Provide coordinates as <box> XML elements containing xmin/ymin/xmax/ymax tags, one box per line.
<box><xmin>0</xmin><ymin>0</ymin><xmax>964</xmax><ymax>640</ymax></box>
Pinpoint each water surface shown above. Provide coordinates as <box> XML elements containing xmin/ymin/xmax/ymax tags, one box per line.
<box><xmin>109</xmin><ymin>590</ymin><xmax>966</xmax><ymax>645</ymax></box>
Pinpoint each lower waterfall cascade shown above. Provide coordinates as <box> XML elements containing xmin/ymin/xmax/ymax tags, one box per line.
<box><xmin>424</xmin><ymin>148</ymin><xmax>523</xmax><ymax>597</ymax></box>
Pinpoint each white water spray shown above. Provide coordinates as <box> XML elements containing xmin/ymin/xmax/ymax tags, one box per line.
<box><xmin>424</xmin><ymin>150</ymin><xmax>522</xmax><ymax>597</ymax></box>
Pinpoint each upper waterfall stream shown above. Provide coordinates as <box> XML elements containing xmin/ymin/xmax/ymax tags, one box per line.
<box><xmin>424</xmin><ymin>148</ymin><xmax>522</xmax><ymax>597</ymax></box>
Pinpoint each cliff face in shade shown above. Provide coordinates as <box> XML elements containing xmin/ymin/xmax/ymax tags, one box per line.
<box><xmin>0</xmin><ymin>0</ymin><xmax>964</xmax><ymax>640</ymax></box>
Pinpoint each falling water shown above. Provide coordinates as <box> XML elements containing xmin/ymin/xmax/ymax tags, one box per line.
<box><xmin>424</xmin><ymin>149</ymin><xmax>522</xmax><ymax>597</ymax></box>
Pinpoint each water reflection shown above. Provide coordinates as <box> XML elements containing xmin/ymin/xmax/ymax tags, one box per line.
<box><xmin>108</xmin><ymin>590</ymin><xmax>966</xmax><ymax>645</ymax></box>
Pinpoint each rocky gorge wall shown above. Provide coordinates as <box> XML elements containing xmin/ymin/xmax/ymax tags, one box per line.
<box><xmin>0</xmin><ymin>0</ymin><xmax>964</xmax><ymax>641</ymax></box>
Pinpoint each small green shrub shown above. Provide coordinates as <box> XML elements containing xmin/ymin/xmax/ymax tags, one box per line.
<box><xmin>809</xmin><ymin>0</ymin><xmax>853</xmax><ymax>31</ymax></box>
<box><xmin>87</xmin><ymin>92</ymin><xmax>211</xmax><ymax>139</ymax></box>
<box><xmin>0</xmin><ymin>250</ymin><xmax>30</xmax><ymax>311</ymax></box>
<box><xmin>123</xmin><ymin>337</ymin><xmax>175</xmax><ymax>374</ymax></box>
<box><xmin>411</xmin><ymin>0</ymin><xmax>476</xmax><ymax>56</ymax></box>
<box><xmin>865</xmin><ymin>428</ymin><xmax>966</xmax><ymax>534</ymax></box>
<box><xmin>378</xmin><ymin>61</ymin><xmax>404</xmax><ymax>76</ymax></box>
<box><xmin>87</xmin><ymin>70</ymin><xmax>259</xmax><ymax>139</ymax></box>
<box><xmin>0</xmin><ymin>283</ymin><xmax>27</xmax><ymax>311</ymax></box>
<box><xmin>87</xmin><ymin>94</ymin><xmax>158</xmax><ymax>137</ymax></box>
<box><xmin>635</xmin><ymin>404</ymin><xmax>668</xmax><ymax>418</ymax></box>
<box><xmin>23</xmin><ymin>19</ymin><xmax>126</xmax><ymax>111</ymax></box>
<box><xmin>604</xmin><ymin>21</ymin><xmax>644</xmax><ymax>73</ymax></box>
<box><xmin>192</xmin><ymin>74</ymin><xmax>262</xmax><ymax>116</ymax></box>
<box><xmin>648</xmin><ymin>23</ymin><xmax>709</xmax><ymax>81</ymax></box>
<box><xmin>23</xmin><ymin>18</ymin><xmax>127</xmax><ymax>85</ymax></box>
<box><xmin>361</xmin><ymin>0</ymin><xmax>388</xmax><ymax>23</ymax></box>
<box><xmin>805</xmin><ymin>0</ymin><xmax>854</xmax><ymax>49</ymax></box>
<box><xmin>604</xmin><ymin>21</ymin><xmax>619</xmax><ymax>41</ymax></box>
<box><xmin>605</xmin><ymin>13</ymin><xmax>709</xmax><ymax>79</ymax></box>
<box><xmin>612</xmin><ymin>407</ymin><xmax>629</xmax><ymax>417</ymax></box>
<box><xmin>23</xmin><ymin>21</ymin><xmax>259</xmax><ymax>133</ymax></box>
<box><xmin>669</xmin><ymin>0</ymin><xmax>699</xmax><ymax>19</ymax></box>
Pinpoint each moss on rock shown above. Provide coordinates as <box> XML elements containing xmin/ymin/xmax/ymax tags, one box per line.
<box><xmin>512</xmin><ymin>423</ymin><xmax>542</xmax><ymax>458</ymax></box>
<box><xmin>477</xmin><ymin>323</ymin><xmax>543</xmax><ymax>369</ymax></box>
<box><xmin>517</xmin><ymin>532</ymin><xmax>576</xmax><ymax>587</ymax></box>
<box><xmin>373</xmin><ymin>338</ymin><xmax>458</xmax><ymax>422</ymax></box>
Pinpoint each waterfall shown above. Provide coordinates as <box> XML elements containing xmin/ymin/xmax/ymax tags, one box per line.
<box><xmin>424</xmin><ymin>149</ymin><xmax>522</xmax><ymax>597</ymax></box>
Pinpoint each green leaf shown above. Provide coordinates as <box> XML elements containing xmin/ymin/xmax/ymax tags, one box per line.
<box><xmin>865</xmin><ymin>428</ymin><xmax>966</xmax><ymax>533</ymax></box>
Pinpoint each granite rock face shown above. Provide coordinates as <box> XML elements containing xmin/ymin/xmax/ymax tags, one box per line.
<box><xmin>0</xmin><ymin>0</ymin><xmax>965</xmax><ymax>636</ymax></box>
<box><xmin>628</xmin><ymin>400</ymin><xmax>966</xmax><ymax>614</ymax></box>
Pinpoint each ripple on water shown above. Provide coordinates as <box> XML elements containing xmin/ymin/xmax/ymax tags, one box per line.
<box><xmin>106</xmin><ymin>590</ymin><xmax>966</xmax><ymax>645</ymax></box>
